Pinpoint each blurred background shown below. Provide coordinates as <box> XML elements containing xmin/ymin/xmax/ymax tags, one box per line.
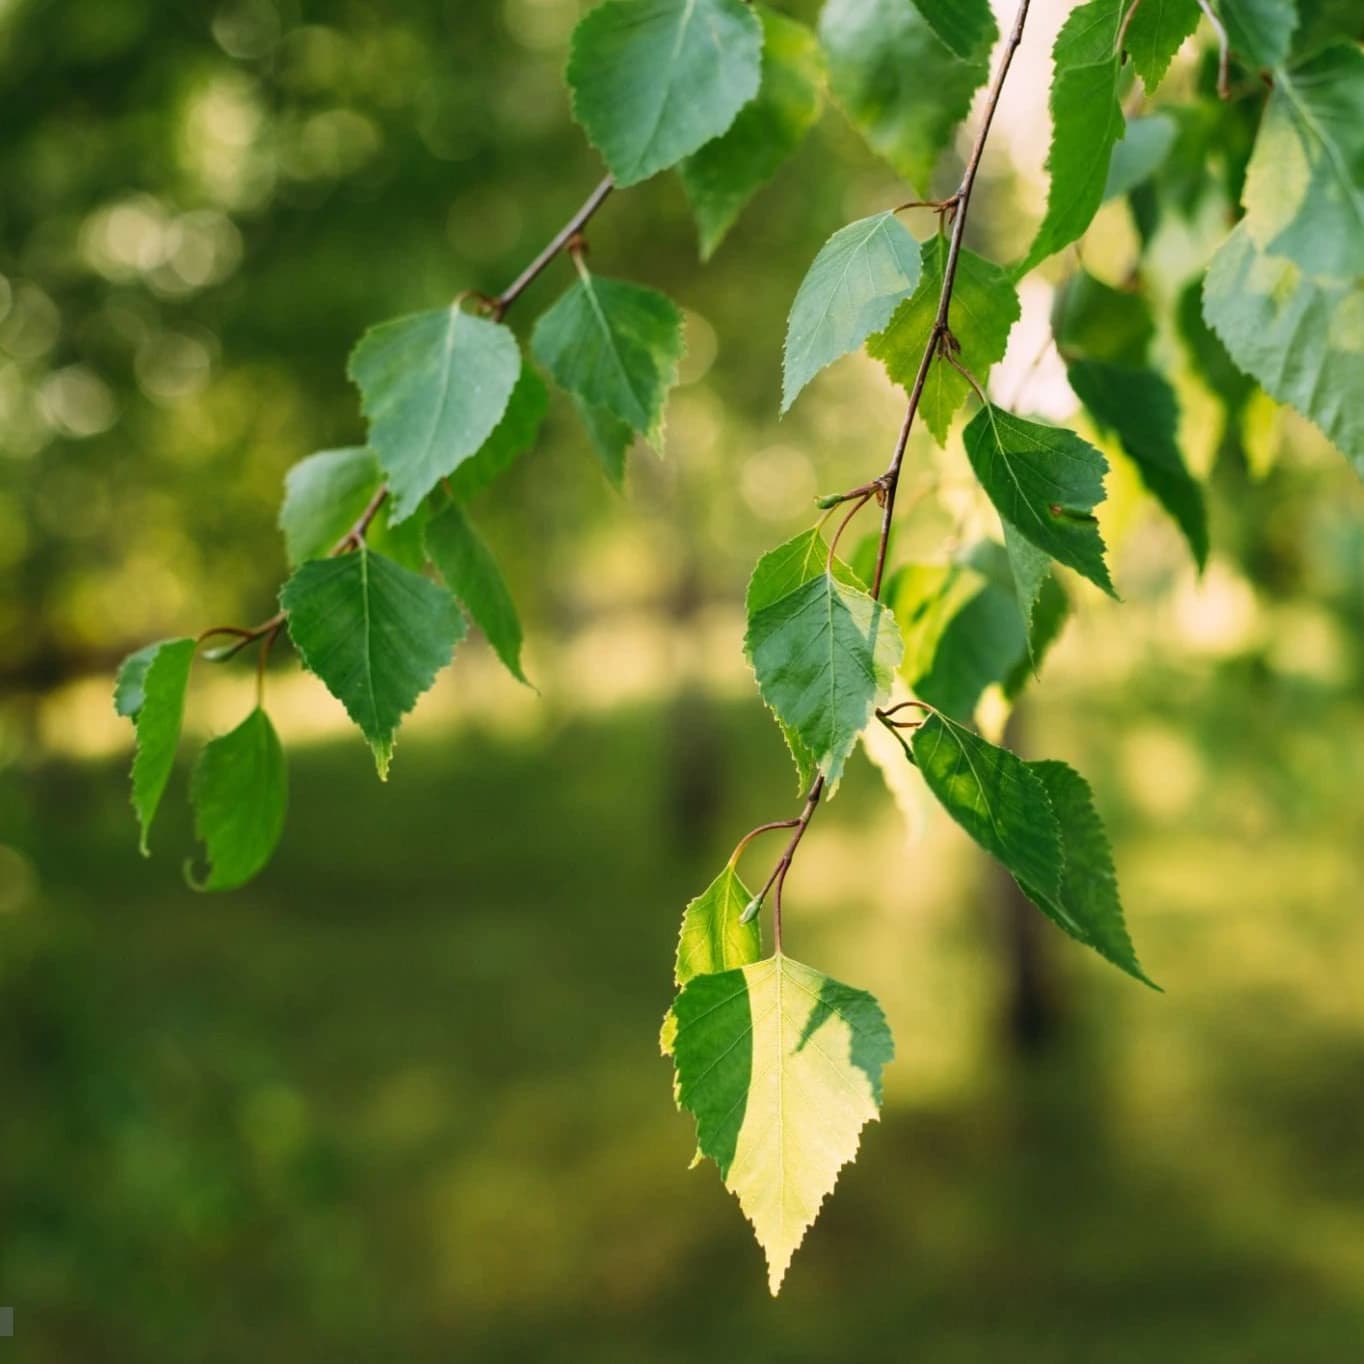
<box><xmin>2</xmin><ymin>0</ymin><xmax>1363</xmax><ymax>1359</ymax></box>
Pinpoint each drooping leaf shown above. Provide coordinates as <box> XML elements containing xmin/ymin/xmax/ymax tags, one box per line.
<box><xmin>445</xmin><ymin>363</ymin><xmax>548</xmax><ymax>503</ymax></box>
<box><xmin>1001</xmin><ymin>518</ymin><xmax>1056</xmax><ymax>636</ymax></box>
<box><xmin>366</xmin><ymin>496</ymin><xmax>430</xmax><ymax>574</ymax></box>
<box><xmin>567</xmin><ymin>0</ymin><xmax>763</xmax><ymax>188</ymax></box>
<box><xmin>1103</xmin><ymin>113</ymin><xmax>1179</xmax><ymax>200</ymax></box>
<box><xmin>348</xmin><ymin>308</ymin><xmax>521</xmax><ymax>522</ymax></box>
<box><xmin>910</xmin><ymin>711</ymin><xmax>1063</xmax><ymax>900</ymax></box>
<box><xmin>532</xmin><ymin>271</ymin><xmax>685</xmax><ymax>443</ymax></box>
<box><xmin>746</xmin><ymin>566</ymin><xmax>903</xmax><ymax>789</ymax></box>
<box><xmin>1218</xmin><ymin>0</ymin><xmax>1298</xmax><ymax>68</ymax></box>
<box><xmin>1052</xmin><ymin>268</ymin><xmax>1154</xmax><ymax>367</ymax></box>
<box><xmin>1202</xmin><ymin>222</ymin><xmax>1364</xmax><ymax>467</ymax></box>
<box><xmin>279</xmin><ymin>448</ymin><xmax>382</xmax><ymax>567</ymax></box>
<box><xmin>573</xmin><ymin>397</ymin><xmax>636</xmax><ymax>488</ymax></box>
<box><xmin>819</xmin><ymin>0</ymin><xmax>995</xmax><ymax>190</ymax></box>
<box><xmin>187</xmin><ymin>707</ymin><xmax>287</xmax><ymax>892</ymax></box>
<box><xmin>1292</xmin><ymin>0</ymin><xmax>1363</xmax><ymax>60</ymax></box>
<box><xmin>114</xmin><ymin>637</ymin><xmax>196</xmax><ymax>855</ymax></box>
<box><xmin>671</xmin><ymin>953</ymin><xmax>893</xmax><ymax>1294</ymax></box>
<box><xmin>680</xmin><ymin>8</ymin><xmax>826</xmax><ymax>260</ymax></box>
<box><xmin>1123</xmin><ymin>0</ymin><xmax>1201</xmax><ymax>89</ymax></box>
<box><xmin>962</xmin><ymin>405</ymin><xmax>1117</xmax><ymax>595</ymax></box>
<box><xmin>1241</xmin><ymin>43</ymin><xmax>1364</xmax><ymax>281</ymax></box>
<box><xmin>746</xmin><ymin>529</ymin><xmax>867</xmax><ymax>790</ymax></box>
<box><xmin>1018</xmin><ymin>760</ymin><xmax>1158</xmax><ymax>987</ymax></box>
<box><xmin>868</xmin><ymin>238</ymin><xmax>1021</xmax><ymax>443</ymax></box>
<box><xmin>1067</xmin><ymin>359</ymin><xmax>1209</xmax><ymax>568</ymax></box>
<box><xmin>675</xmin><ymin>865</ymin><xmax>763</xmax><ymax>987</ymax></box>
<box><xmin>1016</xmin><ymin>0</ymin><xmax>1127</xmax><ymax>276</ymax></box>
<box><xmin>781</xmin><ymin>212</ymin><xmax>922</xmax><ymax>412</ymax></box>
<box><xmin>280</xmin><ymin>548</ymin><xmax>466</xmax><ymax>778</ymax></box>
<box><xmin>1003</xmin><ymin>565</ymin><xmax>1070</xmax><ymax>697</ymax></box>
<box><xmin>425</xmin><ymin>498</ymin><xmax>528</xmax><ymax>684</ymax></box>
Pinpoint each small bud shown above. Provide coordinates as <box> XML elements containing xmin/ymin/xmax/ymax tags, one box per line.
<box><xmin>739</xmin><ymin>896</ymin><xmax>763</xmax><ymax>925</ymax></box>
<box><xmin>815</xmin><ymin>493</ymin><xmax>843</xmax><ymax>509</ymax></box>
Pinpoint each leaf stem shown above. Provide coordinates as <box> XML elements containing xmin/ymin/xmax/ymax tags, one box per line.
<box><xmin>1195</xmin><ymin>0</ymin><xmax>1231</xmax><ymax>99</ymax></box>
<box><xmin>729</xmin><ymin>818</ymin><xmax>802</xmax><ymax>869</ymax></box>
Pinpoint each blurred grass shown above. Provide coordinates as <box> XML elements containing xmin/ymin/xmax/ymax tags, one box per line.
<box><xmin>3</xmin><ymin>656</ymin><xmax>1363</xmax><ymax>1362</ymax></box>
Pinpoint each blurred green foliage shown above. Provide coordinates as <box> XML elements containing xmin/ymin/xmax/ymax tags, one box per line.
<box><xmin>3</xmin><ymin>0</ymin><xmax>1364</xmax><ymax>1357</ymax></box>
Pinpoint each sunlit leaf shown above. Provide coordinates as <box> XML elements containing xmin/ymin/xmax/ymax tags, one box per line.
<box><xmin>671</xmin><ymin>953</ymin><xmax>893</xmax><ymax>1294</ymax></box>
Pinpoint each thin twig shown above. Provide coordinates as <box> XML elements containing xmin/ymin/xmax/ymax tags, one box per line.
<box><xmin>1195</xmin><ymin>0</ymin><xmax>1231</xmax><ymax>98</ymax></box>
<box><xmin>492</xmin><ymin>175</ymin><xmax>614</xmax><ymax>319</ymax></box>
<box><xmin>746</xmin><ymin>0</ymin><xmax>1035</xmax><ymax>950</ymax></box>
<box><xmin>729</xmin><ymin>818</ymin><xmax>801</xmax><ymax>868</ymax></box>
<box><xmin>826</xmin><ymin>491</ymin><xmax>875</xmax><ymax>570</ymax></box>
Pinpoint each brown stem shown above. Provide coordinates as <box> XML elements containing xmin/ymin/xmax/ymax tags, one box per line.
<box><xmin>492</xmin><ymin>175</ymin><xmax>614</xmax><ymax>319</ymax></box>
<box><xmin>746</xmin><ymin>0</ymin><xmax>1035</xmax><ymax>951</ymax></box>
<box><xmin>729</xmin><ymin>818</ymin><xmax>801</xmax><ymax>868</ymax></box>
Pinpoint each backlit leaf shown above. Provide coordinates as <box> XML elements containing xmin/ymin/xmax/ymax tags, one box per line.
<box><xmin>671</xmin><ymin>953</ymin><xmax>893</xmax><ymax>1293</ymax></box>
<box><xmin>279</xmin><ymin>448</ymin><xmax>381</xmax><ymax>567</ymax></box>
<box><xmin>675</xmin><ymin>864</ymin><xmax>763</xmax><ymax>987</ymax></box>
<box><xmin>1124</xmin><ymin>0</ymin><xmax>1201</xmax><ymax>89</ymax></box>
<box><xmin>868</xmin><ymin>238</ymin><xmax>1021</xmax><ymax>442</ymax></box>
<box><xmin>1202</xmin><ymin>222</ymin><xmax>1364</xmax><ymax>467</ymax></box>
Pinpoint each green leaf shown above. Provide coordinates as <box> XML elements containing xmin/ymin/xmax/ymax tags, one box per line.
<box><xmin>280</xmin><ymin>548</ymin><xmax>466</xmax><ymax>779</ymax></box>
<box><xmin>349</xmin><ymin>308</ymin><xmax>521</xmax><ymax>523</ymax></box>
<box><xmin>908</xmin><ymin>0</ymin><xmax>997</xmax><ymax>60</ymax></box>
<box><xmin>962</xmin><ymin>405</ymin><xmax>1117</xmax><ymax>595</ymax></box>
<box><xmin>675</xmin><ymin>865</ymin><xmax>763</xmax><ymax>987</ymax></box>
<box><xmin>781</xmin><ymin>212</ymin><xmax>922</xmax><ymax>412</ymax></box>
<box><xmin>445</xmin><ymin>363</ymin><xmax>548</xmax><ymax>503</ymax></box>
<box><xmin>868</xmin><ymin>239</ymin><xmax>1021</xmax><ymax>443</ymax></box>
<box><xmin>279</xmin><ymin>448</ymin><xmax>381</xmax><ymax>567</ymax></box>
<box><xmin>1292</xmin><ymin>0</ymin><xmax>1363</xmax><ymax>60</ymax></box>
<box><xmin>1103</xmin><ymin>113</ymin><xmax>1179</xmax><ymax>200</ymax></box>
<box><xmin>911</xmin><ymin>711</ymin><xmax>1063</xmax><ymax>901</ymax></box>
<box><xmin>532</xmin><ymin>270</ymin><xmax>685</xmax><ymax>443</ymax></box>
<box><xmin>1052</xmin><ymin>268</ymin><xmax>1154</xmax><ymax>368</ymax></box>
<box><xmin>1002</xmin><ymin>519</ymin><xmax>1056</xmax><ymax>638</ymax></box>
<box><xmin>901</xmin><ymin>541</ymin><xmax>1069</xmax><ymax>720</ymax></box>
<box><xmin>567</xmin><ymin>0</ymin><xmax>763</xmax><ymax>188</ymax></box>
<box><xmin>1123</xmin><ymin>0</ymin><xmax>1201</xmax><ymax>89</ymax></box>
<box><xmin>425</xmin><ymin>499</ymin><xmax>528</xmax><ymax>685</ymax></box>
<box><xmin>1018</xmin><ymin>760</ymin><xmax>1157</xmax><ymax>987</ymax></box>
<box><xmin>1241</xmin><ymin>43</ymin><xmax>1364</xmax><ymax>281</ymax></box>
<box><xmin>670</xmin><ymin>953</ymin><xmax>893</xmax><ymax>1294</ymax></box>
<box><xmin>114</xmin><ymin>638</ymin><xmax>196</xmax><ymax>856</ymax></box>
<box><xmin>573</xmin><ymin>398</ymin><xmax>636</xmax><ymax>489</ymax></box>
<box><xmin>1016</xmin><ymin>0</ymin><xmax>1126</xmax><ymax>276</ymax></box>
<box><xmin>1067</xmin><ymin>359</ymin><xmax>1209</xmax><ymax>569</ymax></box>
<box><xmin>1217</xmin><ymin>0</ymin><xmax>1298</xmax><ymax>68</ymax></box>
<box><xmin>819</xmin><ymin>0</ymin><xmax>995</xmax><ymax>190</ymax></box>
<box><xmin>1202</xmin><ymin>222</ymin><xmax>1364</xmax><ymax>467</ymax></box>
<box><xmin>680</xmin><ymin>8</ymin><xmax>825</xmax><ymax>260</ymax></box>
<box><xmin>746</xmin><ymin>529</ymin><xmax>869</xmax><ymax>790</ymax></box>
<box><xmin>187</xmin><ymin>708</ymin><xmax>287</xmax><ymax>892</ymax></box>
<box><xmin>366</xmin><ymin>497</ymin><xmax>430</xmax><ymax>574</ymax></box>
<box><xmin>746</xmin><ymin>567</ymin><xmax>903</xmax><ymax>789</ymax></box>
